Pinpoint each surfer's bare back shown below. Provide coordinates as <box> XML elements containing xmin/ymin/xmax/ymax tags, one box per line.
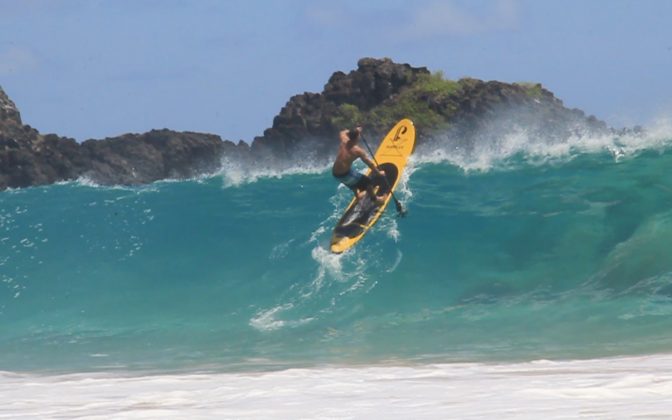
<box><xmin>332</xmin><ymin>127</ymin><xmax>386</xmax><ymax>203</ymax></box>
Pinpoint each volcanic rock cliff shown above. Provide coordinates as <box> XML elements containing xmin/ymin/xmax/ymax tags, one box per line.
<box><xmin>0</xmin><ymin>58</ymin><xmax>609</xmax><ymax>190</ymax></box>
<box><xmin>0</xmin><ymin>86</ymin><xmax>247</xmax><ymax>189</ymax></box>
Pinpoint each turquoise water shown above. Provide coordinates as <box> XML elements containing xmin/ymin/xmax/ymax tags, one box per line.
<box><xmin>3</xmin><ymin>136</ymin><xmax>672</xmax><ymax>373</ymax></box>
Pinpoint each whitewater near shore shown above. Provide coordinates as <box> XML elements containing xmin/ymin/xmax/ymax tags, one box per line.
<box><xmin>3</xmin><ymin>354</ymin><xmax>672</xmax><ymax>419</ymax></box>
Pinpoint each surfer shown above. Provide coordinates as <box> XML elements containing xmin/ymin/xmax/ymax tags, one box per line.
<box><xmin>332</xmin><ymin>126</ymin><xmax>386</xmax><ymax>203</ymax></box>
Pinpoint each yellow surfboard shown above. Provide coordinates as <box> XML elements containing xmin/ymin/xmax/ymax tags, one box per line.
<box><xmin>330</xmin><ymin>119</ymin><xmax>416</xmax><ymax>254</ymax></box>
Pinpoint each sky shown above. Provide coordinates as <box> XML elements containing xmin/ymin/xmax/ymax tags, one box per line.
<box><xmin>1</xmin><ymin>0</ymin><xmax>671</xmax><ymax>142</ymax></box>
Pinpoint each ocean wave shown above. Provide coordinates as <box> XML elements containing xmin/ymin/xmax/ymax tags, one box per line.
<box><xmin>4</xmin><ymin>134</ymin><xmax>672</xmax><ymax>372</ymax></box>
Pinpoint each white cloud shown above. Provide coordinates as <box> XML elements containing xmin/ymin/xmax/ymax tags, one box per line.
<box><xmin>0</xmin><ymin>47</ymin><xmax>39</xmax><ymax>76</ymax></box>
<box><xmin>401</xmin><ymin>0</ymin><xmax>519</xmax><ymax>39</ymax></box>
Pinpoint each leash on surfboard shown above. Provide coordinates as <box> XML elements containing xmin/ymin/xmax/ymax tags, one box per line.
<box><xmin>360</xmin><ymin>134</ymin><xmax>407</xmax><ymax>217</ymax></box>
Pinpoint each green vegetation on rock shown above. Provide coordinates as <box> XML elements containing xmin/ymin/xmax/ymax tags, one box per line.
<box><xmin>331</xmin><ymin>103</ymin><xmax>364</xmax><ymax>129</ymax></box>
<box><xmin>331</xmin><ymin>71</ymin><xmax>462</xmax><ymax>134</ymax></box>
<box><xmin>514</xmin><ymin>82</ymin><xmax>544</xmax><ymax>99</ymax></box>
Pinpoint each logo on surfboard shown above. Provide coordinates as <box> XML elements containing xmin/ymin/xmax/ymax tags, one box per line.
<box><xmin>385</xmin><ymin>124</ymin><xmax>411</xmax><ymax>152</ymax></box>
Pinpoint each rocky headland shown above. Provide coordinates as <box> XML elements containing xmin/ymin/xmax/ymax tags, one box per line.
<box><xmin>1</xmin><ymin>57</ymin><xmax>612</xmax><ymax>190</ymax></box>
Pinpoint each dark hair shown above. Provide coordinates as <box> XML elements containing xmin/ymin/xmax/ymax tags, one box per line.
<box><xmin>347</xmin><ymin>128</ymin><xmax>360</xmax><ymax>141</ymax></box>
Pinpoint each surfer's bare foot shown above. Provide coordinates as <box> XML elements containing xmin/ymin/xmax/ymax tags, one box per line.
<box><xmin>356</xmin><ymin>190</ymin><xmax>366</xmax><ymax>201</ymax></box>
<box><xmin>374</xmin><ymin>194</ymin><xmax>386</xmax><ymax>205</ymax></box>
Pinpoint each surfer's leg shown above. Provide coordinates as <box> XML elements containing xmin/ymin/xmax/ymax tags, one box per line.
<box><xmin>373</xmin><ymin>190</ymin><xmax>386</xmax><ymax>204</ymax></box>
<box><xmin>365</xmin><ymin>184</ymin><xmax>385</xmax><ymax>204</ymax></box>
<box><xmin>351</xmin><ymin>174</ymin><xmax>369</xmax><ymax>201</ymax></box>
<box><xmin>354</xmin><ymin>174</ymin><xmax>384</xmax><ymax>205</ymax></box>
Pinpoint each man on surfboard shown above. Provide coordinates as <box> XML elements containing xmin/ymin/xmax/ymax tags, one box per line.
<box><xmin>332</xmin><ymin>126</ymin><xmax>386</xmax><ymax>204</ymax></box>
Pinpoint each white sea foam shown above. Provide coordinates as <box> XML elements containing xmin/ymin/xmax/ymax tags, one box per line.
<box><xmin>250</xmin><ymin>194</ymin><xmax>378</xmax><ymax>334</ymax></box>
<box><xmin>309</xmin><ymin>245</ymin><xmax>346</xmax><ymax>287</ymax></box>
<box><xmin>248</xmin><ymin>303</ymin><xmax>314</xmax><ymax>332</ymax></box>
<box><xmin>217</xmin><ymin>155</ymin><xmax>331</xmax><ymax>188</ymax></box>
<box><xmin>249</xmin><ymin>246</ymin><xmax>369</xmax><ymax>333</ymax></box>
<box><xmin>72</xmin><ymin>175</ymin><xmax>103</xmax><ymax>188</ymax></box>
<box><xmin>414</xmin><ymin>118</ymin><xmax>672</xmax><ymax>172</ymax></box>
<box><xmin>68</xmin><ymin>176</ymin><xmax>168</xmax><ymax>194</ymax></box>
<box><xmin>3</xmin><ymin>354</ymin><xmax>672</xmax><ymax>419</ymax></box>
<box><xmin>39</xmin><ymin>117</ymin><xmax>671</xmax><ymax>194</ymax></box>
<box><xmin>212</xmin><ymin>118</ymin><xmax>672</xmax><ymax>189</ymax></box>
<box><xmin>386</xmin><ymin>250</ymin><xmax>403</xmax><ymax>273</ymax></box>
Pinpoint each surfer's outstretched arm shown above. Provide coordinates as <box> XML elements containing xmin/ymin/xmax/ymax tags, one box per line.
<box><xmin>355</xmin><ymin>147</ymin><xmax>385</xmax><ymax>176</ymax></box>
